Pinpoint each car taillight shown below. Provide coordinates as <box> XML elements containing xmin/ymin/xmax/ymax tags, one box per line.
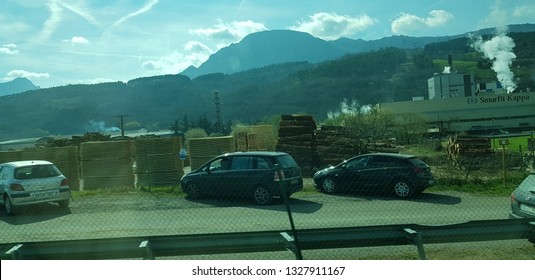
<box><xmin>60</xmin><ymin>178</ymin><xmax>68</xmax><ymax>186</ymax></box>
<box><xmin>274</xmin><ymin>170</ymin><xmax>285</xmax><ymax>181</ymax></box>
<box><xmin>511</xmin><ymin>193</ymin><xmax>516</xmax><ymax>203</ymax></box>
<box><xmin>10</xmin><ymin>183</ymin><xmax>25</xmax><ymax>191</ymax></box>
<box><xmin>413</xmin><ymin>167</ymin><xmax>422</xmax><ymax>173</ymax></box>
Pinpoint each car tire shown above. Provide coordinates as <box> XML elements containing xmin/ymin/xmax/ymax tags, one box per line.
<box><xmin>320</xmin><ymin>177</ymin><xmax>337</xmax><ymax>194</ymax></box>
<box><xmin>393</xmin><ymin>179</ymin><xmax>413</xmax><ymax>198</ymax></box>
<box><xmin>58</xmin><ymin>199</ymin><xmax>70</xmax><ymax>208</ymax></box>
<box><xmin>253</xmin><ymin>186</ymin><xmax>273</xmax><ymax>205</ymax></box>
<box><xmin>4</xmin><ymin>196</ymin><xmax>16</xmax><ymax>216</ymax></box>
<box><xmin>185</xmin><ymin>182</ymin><xmax>201</xmax><ymax>199</ymax></box>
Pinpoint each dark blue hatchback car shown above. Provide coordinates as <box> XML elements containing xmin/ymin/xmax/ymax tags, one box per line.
<box><xmin>181</xmin><ymin>151</ymin><xmax>303</xmax><ymax>205</ymax></box>
<box><xmin>313</xmin><ymin>153</ymin><xmax>434</xmax><ymax>198</ymax></box>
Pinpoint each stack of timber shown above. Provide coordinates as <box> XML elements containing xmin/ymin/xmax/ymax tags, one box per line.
<box><xmin>446</xmin><ymin>135</ymin><xmax>493</xmax><ymax>168</ymax></box>
<box><xmin>188</xmin><ymin>136</ymin><xmax>234</xmax><ymax>170</ymax></box>
<box><xmin>37</xmin><ymin>132</ymin><xmax>112</xmax><ymax>147</ymax></box>
<box><xmin>79</xmin><ymin>140</ymin><xmax>135</xmax><ymax>190</ymax></box>
<box><xmin>276</xmin><ymin>115</ymin><xmax>317</xmax><ymax>176</ymax></box>
<box><xmin>233</xmin><ymin>125</ymin><xmax>275</xmax><ymax>152</ymax></box>
<box><xmin>134</xmin><ymin>137</ymin><xmax>183</xmax><ymax>187</ymax></box>
<box><xmin>250</xmin><ymin>125</ymin><xmax>275</xmax><ymax>151</ymax></box>
<box><xmin>315</xmin><ymin>126</ymin><xmax>363</xmax><ymax>168</ymax></box>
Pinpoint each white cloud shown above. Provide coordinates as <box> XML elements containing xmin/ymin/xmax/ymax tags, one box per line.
<box><xmin>141</xmin><ymin>40</ymin><xmax>216</xmax><ymax>76</ymax></box>
<box><xmin>78</xmin><ymin>78</ymin><xmax>118</xmax><ymax>85</ymax></box>
<box><xmin>0</xmin><ymin>44</ymin><xmax>19</xmax><ymax>55</ymax></box>
<box><xmin>391</xmin><ymin>10</ymin><xmax>454</xmax><ymax>35</ymax></box>
<box><xmin>112</xmin><ymin>0</ymin><xmax>159</xmax><ymax>27</ymax></box>
<box><xmin>189</xmin><ymin>20</ymin><xmax>267</xmax><ymax>42</ymax></box>
<box><xmin>184</xmin><ymin>41</ymin><xmax>213</xmax><ymax>53</ymax></box>
<box><xmin>478</xmin><ymin>0</ymin><xmax>507</xmax><ymax>30</ymax></box>
<box><xmin>290</xmin><ymin>12</ymin><xmax>377</xmax><ymax>40</ymax></box>
<box><xmin>513</xmin><ymin>5</ymin><xmax>535</xmax><ymax>17</ymax></box>
<box><xmin>142</xmin><ymin>51</ymin><xmax>201</xmax><ymax>75</ymax></box>
<box><xmin>7</xmin><ymin>70</ymin><xmax>50</xmax><ymax>79</ymax></box>
<box><xmin>41</xmin><ymin>0</ymin><xmax>63</xmax><ymax>40</ymax></box>
<box><xmin>39</xmin><ymin>0</ymin><xmax>100</xmax><ymax>41</ymax></box>
<box><xmin>63</xmin><ymin>36</ymin><xmax>90</xmax><ymax>44</ymax></box>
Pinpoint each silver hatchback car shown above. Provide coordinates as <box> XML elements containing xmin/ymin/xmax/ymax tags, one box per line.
<box><xmin>0</xmin><ymin>160</ymin><xmax>71</xmax><ymax>215</ymax></box>
<box><xmin>510</xmin><ymin>171</ymin><xmax>535</xmax><ymax>219</ymax></box>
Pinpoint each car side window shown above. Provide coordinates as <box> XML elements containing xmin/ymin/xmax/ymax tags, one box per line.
<box><xmin>230</xmin><ymin>156</ymin><xmax>252</xmax><ymax>170</ymax></box>
<box><xmin>368</xmin><ymin>156</ymin><xmax>391</xmax><ymax>168</ymax></box>
<box><xmin>255</xmin><ymin>157</ymin><xmax>271</xmax><ymax>169</ymax></box>
<box><xmin>346</xmin><ymin>156</ymin><xmax>369</xmax><ymax>169</ymax></box>
<box><xmin>207</xmin><ymin>157</ymin><xmax>230</xmax><ymax>172</ymax></box>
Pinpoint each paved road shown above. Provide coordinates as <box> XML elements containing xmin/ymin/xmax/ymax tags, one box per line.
<box><xmin>0</xmin><ymin>190</ymin><xmax>512</xmax><ymax>244</ymax></box>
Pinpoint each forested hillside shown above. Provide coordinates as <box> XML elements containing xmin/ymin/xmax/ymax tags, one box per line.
<box><xmin>1</xmin><ymin>32</ymin><xmax>534</xmax><ymax>141</ymax></box>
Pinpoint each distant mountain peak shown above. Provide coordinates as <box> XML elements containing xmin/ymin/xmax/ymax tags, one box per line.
<box><xmin>181</xmin><ymin>29</ymin><xmax>346</xmax><ymax>79</ymax></box>
<box><xmin>0</xmin><ymin>77</ymin><xmax>39</xmax><ymax>96</ymax></box>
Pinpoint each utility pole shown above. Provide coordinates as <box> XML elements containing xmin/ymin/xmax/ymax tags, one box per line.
<box><xmin>114</xmin><ymin>115</ymin><xmax>128</xmax><ymax>137</ymax></box>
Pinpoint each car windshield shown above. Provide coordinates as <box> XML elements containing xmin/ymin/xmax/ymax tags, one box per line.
<box><xmin>2</xmin><ymin>1</ymin><xmax>535</xmax><ymax>276</ymax></box>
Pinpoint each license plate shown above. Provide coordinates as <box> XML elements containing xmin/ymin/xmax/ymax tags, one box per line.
<box><xmin>291</xmin><ymin>179</ymin><xmax>298</xmax><ymax>185</ymax></box>
<box><xmin>520</xmin><ymin>203</ymin><xmax>535</xmax><ymax>215</ymax></box>
<box><xmin>31</xmin><ymin>191</ymin><xmax>58</xmax><ymax>200</ymax></box>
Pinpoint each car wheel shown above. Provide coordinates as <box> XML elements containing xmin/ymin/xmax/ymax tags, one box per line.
<box><xmin>4</xmin><ymin>196</ymin><xmax>16</xmax><ymax>216</ymax></box>
<box><xmin>185</xmin><ymin>182</ymin><xmax>201</xmax><ymax>199</ymax></box>
<box><xmin>58</xmin><ymin>199</ymin><xmax>70</xmax><ymax>208</ymax></box>
<box><xmin>321</xmin><ymin>177</ymin><xmax>337</xmax><ymax>193</ymax></box>
<box><xmin>393</xmin><ymin>179</ymin><xmax>413</xmax><ymax>198</ymax></box>
<box><xmin>253</xmin><ymin>186</ymin><xmax>273</xmax><ymax>205</ymax></box>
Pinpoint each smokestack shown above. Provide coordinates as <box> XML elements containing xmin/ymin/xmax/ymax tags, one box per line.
<box><xmin>448</xmin><ymin>54</ymin><xmax>452</xmax><ymax>68</ymax></box>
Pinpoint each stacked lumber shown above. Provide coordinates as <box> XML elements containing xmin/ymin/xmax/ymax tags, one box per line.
<box><xmin>250</xmin><ymin>125</ymin><xmax>275</xmax><ymax>151</ymax></box>
<box><xmin>276</xmin><ymin>115</ymin><xmax>317</xmax><ymax>176</ymax></box>
<box><xmin>315</xmin><ymin>126</ymin><xmax>363</xmax><ymax>168</ymax></box>
<box><xmin>188</xmin><ymin>136</ymin><xmax>234</xmax><ymax>170</ymax></box>
<box><xmin>37</xmin><ymin>132</ymin><xmax>112</xmax><ymax>147</ymax></box>
<box><xmin>446</xmin><ymin>135</ymin><xmax>493</xmax><ymax>167</ymax></box>
<box><xmin>134</xmin><ymin>137</ymin><xmax>183</xmax><ymax>187</ymax></box>
<box><xmin>79</xmin><ymin>140</ymin><xmax>135</xmax><ymax>190</ymax></box>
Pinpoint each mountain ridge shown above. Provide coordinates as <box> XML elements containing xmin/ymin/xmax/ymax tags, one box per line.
<box><xmin>0</xmin><ymin>77</ymin><xmax>39</xmax><ymax>96</ymax></box>
<box><xmin>181</xmin><ymin>23</ymin><xmax>535</xmax><ymax>79</ymax></box>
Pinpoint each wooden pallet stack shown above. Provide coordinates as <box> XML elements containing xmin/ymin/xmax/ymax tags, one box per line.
<box><xmin>314</xmin><ymin>126</ymin><xmax>363</xmax><ymax>168</ymax></box>
<box><xmin>446</xmin><ymin>135</ymin><xmax>493</xmax><ymax>168</ymax></box>
<box><xmin>276</xmin><ymin>115</ymin><xmax>317</xmax><ymax>176</ymax></box>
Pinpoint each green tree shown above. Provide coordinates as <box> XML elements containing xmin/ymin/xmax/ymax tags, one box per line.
<box><xmin>394</xmin><ymin>112</ymin><xmax>429</xmax><ymax>145</ymax></box>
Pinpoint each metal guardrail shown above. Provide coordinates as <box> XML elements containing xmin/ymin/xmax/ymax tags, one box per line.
<box><xmin>2</xmin><ymin>218</ymin><xmax>534</xmax><ymax>260</ymax></box>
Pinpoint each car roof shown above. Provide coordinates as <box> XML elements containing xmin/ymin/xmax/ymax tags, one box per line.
<box><xmin>361</xmin><ymin>153</ymin><xmax>416</xmax><ymax>159</ymax></box>
<box><xmin>0</xmin><ymin>160</ymin><xmax>54</xmax><ymax>168</ymax></box>
<box><xmin>222</xmin><ymin>151</ymin><xmax>289</xmax><ymax>157</ymax></box>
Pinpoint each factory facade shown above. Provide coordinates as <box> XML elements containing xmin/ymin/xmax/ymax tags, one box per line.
<box><xmin>381</xmin><ymin>72</ymin><xmax>535</xmax><ymax>134</ymax></box>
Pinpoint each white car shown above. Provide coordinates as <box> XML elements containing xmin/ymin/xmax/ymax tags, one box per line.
<box><xmin>0</xmin><ymin>160</ymin><xmax>71</xmax><ymax>215</ymax></box>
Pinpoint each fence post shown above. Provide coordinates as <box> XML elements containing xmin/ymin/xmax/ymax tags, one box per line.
<box><xmin>275</xmin><ymin>164</ymin><xmax>303</xmax><ymax>260</ymax></box>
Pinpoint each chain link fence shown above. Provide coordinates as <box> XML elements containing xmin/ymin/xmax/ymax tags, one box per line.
<box><xmin>1</xmin><ymin>123</ymin><xmax>534</xmax><ymax>260</ymax></box>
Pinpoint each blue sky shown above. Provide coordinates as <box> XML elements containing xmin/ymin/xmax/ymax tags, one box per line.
<box><xmin>1</xmin><ymin>0</ymin><xmax>534</xmax><ymax>88</ymax></box>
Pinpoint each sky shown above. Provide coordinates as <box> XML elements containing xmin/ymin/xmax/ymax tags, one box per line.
<box><xmin>1</xmin><ymin>0</ymin><xmax>534</xmax><ymax>89</ymax></box>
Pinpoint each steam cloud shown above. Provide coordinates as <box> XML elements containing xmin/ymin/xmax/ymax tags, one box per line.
<box><xmin>470</xmin><ymin>29</ymin><xmax>517</xmax><ymax>93</ymax></box>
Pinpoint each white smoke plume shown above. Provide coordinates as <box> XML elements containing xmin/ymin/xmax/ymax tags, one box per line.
<box><xmin>470</xmin><ymin>29</ymin><xmax>517</xmax><ymax>93</ymax></box>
